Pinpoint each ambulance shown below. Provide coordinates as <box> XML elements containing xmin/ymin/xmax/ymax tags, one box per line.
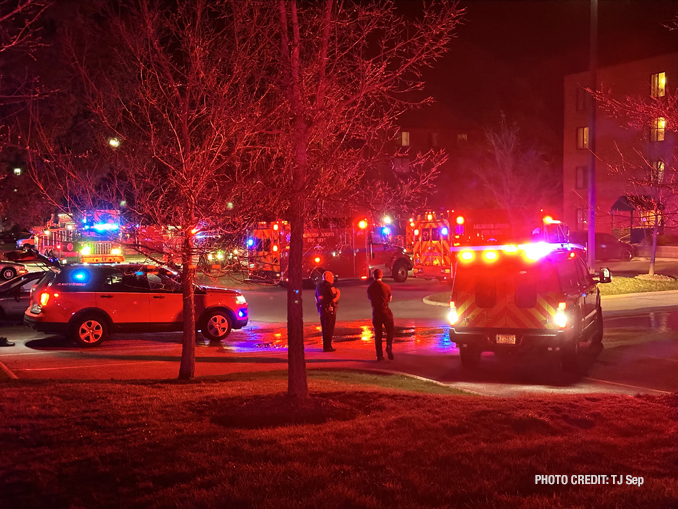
<box><xmin>447</xmin><ymin>242</ymin><xmax>611</xmax><ymax>371</ymax></box>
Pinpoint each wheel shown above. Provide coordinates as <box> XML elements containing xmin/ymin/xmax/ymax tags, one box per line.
<box><xmin>621</xmin><ymin>248</ymin><xmax>633</xmax><ymax>261</ymax></box>
<box><xmin>591</xmin><ymin>306</ymin><xmax>603</xmax><ymax>346</ymax></box>
<box><xmin>392</xmin><ymin>261</ymin><xmax>409</xmax><ymax>283</ymax></box>
<box><xmin>202</xmin><ymin>310</ymin><xmax>232</xmax><ymax>340</ymax></box>
<box><xmin>459</xmin><ymin>347</ymin><xmax>481</xmax><ymax>369</ymax></box>
<box><xmin>71</xmin><ymin>314</ymin><xmax>108</xmax><ymax>347</ymax></box>
<box><xmin>1</xmin><ymin>267</ymin><xmax>17</xmax><ymax>281</ymax></box>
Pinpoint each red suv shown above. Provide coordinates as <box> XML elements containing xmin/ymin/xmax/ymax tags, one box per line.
<box><xmin>24</xmin><ymin>264</ymin><xmax>248</xmax><ymax>346</ymax></box>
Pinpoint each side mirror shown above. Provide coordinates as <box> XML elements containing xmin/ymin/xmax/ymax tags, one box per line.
<box><xmin>593</xmin><ymin>267</ymin><xmax>612</xmax><ymax>284</ymax></box>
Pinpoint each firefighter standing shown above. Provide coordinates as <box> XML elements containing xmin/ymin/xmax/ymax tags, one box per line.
<box><xmin>315</xmin><ymin>271</ymin><xmax>340</xmax><ymax>352</ymax></box>
<box><xmin>367</xmin><ymin>268</ymin><xmax>394</xmax><ymax>361</ymax></box>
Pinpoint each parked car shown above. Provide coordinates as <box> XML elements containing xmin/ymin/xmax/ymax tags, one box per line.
<box><xmin>569</xmin><ymin>232</ymin><xmax>634</xmax><ymax>261</ymax></box>
<box><xmin>0</xmin><ymin>272</ymin><xmax>44</xmax><ymax>322</ymax></box>
<box><xmin>24</xmin><ymin>264</ymin><xmax>248</xmax><ymax>347</ymax></box>
<box><xmin>448</xmin><ymin>244</ymin><xmax>611</xmax><ymax>371</ymax></box>
<box><xmin>0</xmin><ymin>261</ymin><xmax>28</xmax><ymax>281</ymax></box>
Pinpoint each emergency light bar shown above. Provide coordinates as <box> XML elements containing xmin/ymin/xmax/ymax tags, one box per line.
<box><xmin>452</xmin><ymin>242</ymin><xmax>582</xmax><ymax>263</ymax></box>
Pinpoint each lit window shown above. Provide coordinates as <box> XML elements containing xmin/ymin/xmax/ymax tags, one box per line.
<box><xmin>457</xmin><ymin>133</ymin><xmax>467</xmax><ymax>142</ymax></box>
<box><xmin>400</xmin><ymin>131</ymin><xmax>410</xmax><ymax>147</ymax></box>
<box><xmin>576</xmin><ymin>208</ymin><xmax>588</xmax><ymax>230</ymax></box>
<box><xmin>651</xmin><ymin>117</ymin><xmax>666</xmax><ymax>142</ymax></box>
<box><xmin>651</xmin><ymin>72</ymin><xmax>666</xmax><ymax>98</ymax></box>
<box><xmin>651</xmin><ymin>160</ymin><xmax>665</xmax><ymax>184</ymax></box>
<box><xmin>13</xmin><ymin>168</ymin><xmax>21</xmax><ymax>175</ymax></box>
<box><xmin>575</xmin><ymin>166</ymin><xmax>588</xmax><ymax>189</ymax></box>
<box><xmin>576</xmin><ymin>127</ymin><xmax>589</xmax><ymax>149</ymax></box>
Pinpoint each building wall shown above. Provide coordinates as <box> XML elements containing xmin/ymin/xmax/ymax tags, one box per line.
<box><xmin>563</xmin><ymin>53</ymin><xmax>678</xmax><ymax>234</ymax></box>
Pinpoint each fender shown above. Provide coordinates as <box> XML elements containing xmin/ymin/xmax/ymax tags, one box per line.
<box><xmin>67</xmin><ymin>307</ymin><xmax>113</xmax><ymax>328</ymax></box>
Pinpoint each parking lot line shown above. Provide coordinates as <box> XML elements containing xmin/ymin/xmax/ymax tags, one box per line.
<box><xmin>583</xmin><ymin>376</ymin><xmax>672</xmax><ymax>395</ymax></box>
<box><xmin>16</xmin><ymin>360</ymin><xmax>164</xmax><ymax>371</ymax></box>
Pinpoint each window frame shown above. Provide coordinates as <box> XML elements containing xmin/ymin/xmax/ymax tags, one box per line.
<box><xmin>576</xmin><ymin>127</ymin><xmax>589</xmax><ymax>149</ymax></box>
<box><xmin>575</xmin><ymin>165</ymin><xmax>588</xmax><ymax>189</ymax></box>
<box><xmin>651</xmin><ymin>72</ymin><xmax>666</xmax><ymax>98</ymax></box>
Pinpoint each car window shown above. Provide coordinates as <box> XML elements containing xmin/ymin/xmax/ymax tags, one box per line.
<box><xmin>431</xmin><ymin>228</ymin><xmax>440</xmax><ymax>241</ymax></box>
<box><xmin>475</xmin><ymin>275</ymin><xmax>496</xmax><ymax>308</ymax></box>
<box><xmin>100</xmin><ymin>271</ymin><xmax>150</xmax><ymax>292</ymax></box>
<box><xmin>600</xmin><ymin>233</ymin><xmax>616</xmax><ymax>243</ymax></box>
<box><xmin>515</xmin><ymin>270</ymin><xmax>537</xmax><ymax>308</ymax></box>
<box><xmin>422</xmin><ymin>228</ymin><xmax>430</xmax><ymax>242</ymax></box>
<box><xmin>556</xmin><ymin>260</ymin><xmax>580</xmax><ymax>292</ymax></box>
<box><xmin>147</xmin><ymin>272</ymin><xmax>182</xmax><ymax>293</ymax></box>
<box><xmin>21</xmin><ymin>279</ymin><xmax>39</xmax><ymax>292</ymax></box>
<box><xmin>574</xmin><ymin>259</ymin><xmax>590</xmax><ymax>285</ymax></box>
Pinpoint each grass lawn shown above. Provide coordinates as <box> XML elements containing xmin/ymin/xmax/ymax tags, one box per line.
<box><xmin>1</xmin><ymin>370</ymin><xmax>677</xmax><ymax>508</ymax></box>
<box><xmin>426</xmin><ymin>276</ymin><xmax>678</xmax><ymax>302</ymax></box>
<box><xmin>597</xmin><ymin>277</ymin><xmax>678</xmax><ymax>296</ymax></box>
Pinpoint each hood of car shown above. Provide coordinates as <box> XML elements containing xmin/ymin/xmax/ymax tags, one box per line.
<box><xmin>200</xmin><ymin>286</ymin><xmax>239</xmax><ymax>294</ymax></box>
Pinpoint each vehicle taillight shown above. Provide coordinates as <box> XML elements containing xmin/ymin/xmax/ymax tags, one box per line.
<box><xmin>40</xmin><ymin>292</ymin><xmax>50</xmax><ymax>306</ymax></box>
<box><xmin>554</xmin><ymin>302</ymin><xmax>567</xmax><ymax>328</ymax></box>
<box><xmin>448</xmin><ymin>300</ymin><xmax>459</xmax><ymax>325</ymax></box>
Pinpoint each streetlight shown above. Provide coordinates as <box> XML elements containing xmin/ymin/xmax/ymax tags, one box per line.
<box><xmin>13</xmin><ymin>168</ymin><xmax>21</xmax><ymax>176</ymax></box>
<box><xmin>108</xmin><ymin>137</ymin><xmax>121</xmax><ymax>149</ymax></box>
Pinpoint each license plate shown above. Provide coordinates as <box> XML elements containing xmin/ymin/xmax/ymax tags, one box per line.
<box><xmin>496</xmin><ymin>334</ymin><xmax>516</xmax><ymax>345</ymax></box>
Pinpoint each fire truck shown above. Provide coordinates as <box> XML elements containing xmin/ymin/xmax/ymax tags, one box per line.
<box><xmin>32</xmin><ymin>211</ymin><xmax>125</xmax><ymax>264</ymax></box>
<box><xmin>247</xmin><ymin>217</ymin><xmax>412</xmax><ymax>284</ymax></box>
<box><xmin>407</xmin><ymin>209</ymin><xmax>569</xmax><ymax>280</ymax></box>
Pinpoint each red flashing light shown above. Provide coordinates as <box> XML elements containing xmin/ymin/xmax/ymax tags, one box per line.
<box><xmin>460</xmin><ymin>251</ymin><xmax>474</xmax><ymax>262</ymax></box>
<box><xmin>314</xmin><ymin>256</ymin><xmax>321</xmax><ymax>264</ymax></box>
<box><xmin>273</xmin><ymin>224</ymin><xmax>279</xmax><ymax>231</ymax></box>
<box><xmin>483</xmin><ymin>250</ymin><xmax>498</xmax><ymax>262</ymax></box>
<box><xmin>358</xmin><ymin>220</ymin><xmax>368</xmax><ymax>229</ymax></box>
<box><xmin>273</xmin><ymin>245</ymin><xmax>279</xmax><ymax>252</ymax></box>
<box><xmin>414</xmin><ymin>229</ymin><xmax>419</xmax><ymax>236</ymax></box>
<box><xmin>456</xmin><ymin>216</ymin><xmax>464</xmax><ymax>225</ymax></box>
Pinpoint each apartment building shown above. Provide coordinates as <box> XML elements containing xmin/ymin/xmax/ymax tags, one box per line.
<box><xmin>563</xmin><ymin>52</ymin><xmax>678</xmax><ymax>237</ymax></box>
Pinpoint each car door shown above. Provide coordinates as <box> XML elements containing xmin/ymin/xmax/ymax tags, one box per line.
<box><xmin>146</xmin><ymin>271</ymin><xmax>183</xmax><ymax>325</ymax></box>
<box><xmin>1</xmin><ymin>275</ymin><xmax>40</xmax><ymax>318</ymax></box>
<box><xmin>575</xmin><ymin>258</ymin><xmax>597</xmax><ymax>328</ymax></box>
<box><xmin>95</xmin><ymin>270</ymin><xmax>151</xmax><ymax>327</ymax></box>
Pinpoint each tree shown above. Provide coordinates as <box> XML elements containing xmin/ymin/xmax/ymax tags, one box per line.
<box><xmin>26</xmin><ymin>0</ymin><xmax>278</xmax><ymax>379</ymax></box>
<box><xmin>471</xmin><ymin>115</ymin><xmax>559</xmax><ymax>237</ymax></box>
<box><xmin>272</xmin><ymin>0</ymin><xmax>462</xmax><ymax>397</ymax></box>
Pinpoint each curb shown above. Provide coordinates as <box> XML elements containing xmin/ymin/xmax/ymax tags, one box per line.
<box><xmin>422</xmin><ymin>296</ymin><xmax>448</xmax><ymax>307</ymax></box>
<box><xmin>0</xmin><ymin>362</ymin><xmax>18</xmax><ymax>380</ymax></box>
<box><xmin>601</xmin><ymin>289</ymin><xmax>678</xmax><ymax>300</ymax></box>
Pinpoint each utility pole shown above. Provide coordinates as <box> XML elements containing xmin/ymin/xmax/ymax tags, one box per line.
<box><xmin>587</xmin><ymin>0</ymin><xmax>598</xmax><ymax>269</ymax></box>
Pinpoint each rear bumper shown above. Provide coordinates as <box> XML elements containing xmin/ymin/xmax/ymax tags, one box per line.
<box><xmin>413</xmin><ymin>266</ymin><xmax>451</xmax><ymax>279</ymax></box>
<box><xmin>24</xmin><ymin>313</ymin><xmax>68</xmax><ymax>334</ymax></box>
<box><xmin>450</xmin><ymin>327</ymin><xmax>573</xmax><ymax>353</ymax></box>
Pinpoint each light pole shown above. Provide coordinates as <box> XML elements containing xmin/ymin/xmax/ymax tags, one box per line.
<box><xmin>587</xmin><ymin>0</ymin><xmax>598</xmax><ymax>269</ymax></box>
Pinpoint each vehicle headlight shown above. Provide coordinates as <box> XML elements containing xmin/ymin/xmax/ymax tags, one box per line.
<box><xmin>236</xmin><ymin>295</ymin><xmax>246</xmax><ymax>305</ymax></box>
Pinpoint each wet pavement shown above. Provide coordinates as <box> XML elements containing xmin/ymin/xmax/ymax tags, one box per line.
<box><xmin>2</xmin><ymin>308</ymin><xmax>678</xmax><ymax>396</ymax></box>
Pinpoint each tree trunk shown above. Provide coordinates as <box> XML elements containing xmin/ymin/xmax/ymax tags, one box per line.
<box><xmin>287</xmin><ymin>199</ymin><xmax>308</xmax><ymax>398</ymax></box>
<box><xmin>649</xmin><ymin>212</ymin><xmax>659</xmax><ymax>277</ymax></box>
<box><xmin>179</xmin><ymin>224</ymin><xmax>196</xmax><ymax>380</ymax></box>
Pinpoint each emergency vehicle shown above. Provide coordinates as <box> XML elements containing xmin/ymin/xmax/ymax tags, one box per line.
<box><xmin>32</xmin><ymin>212</ymin><xmax>125</xmax><ymax>264</ymax></box>
<box><xmin>247</xmin><ymin>218</ymin><xmax>412</xmax><ymax>284</ymax></box>
<box><xmin>407</xmin><ymin>210</ymin><xmax>570</xmax><ymax>280</ymax></box>
<box><xmin>447</xmin><ymin>242</ymin><xmax>611</xmax><ymax>371</ymax></box>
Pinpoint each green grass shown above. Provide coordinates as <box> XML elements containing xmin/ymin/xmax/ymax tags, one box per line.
<box><xmin>427</xmin><ymin>277</ymin><xmax>678</xmax><ymax>300</ymax></box>
<box><xmin>1</xmin><ymin>379</ymin><xmax>676</xmax><ymax>508</ymax></box>
<box><xmin>207</xmin><ymin>369</ymin><xmax>472</xmax><ymax>395</ymax></box>
<box><xmin>598</xmin><ymin>276</ymin><xmax>678</xmax><ymax>295</ymax></box>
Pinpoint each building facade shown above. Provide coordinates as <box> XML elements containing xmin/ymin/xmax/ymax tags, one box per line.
<box><xmin>563</xmin><ymin>52</ymin><xmax>678</xmax><ymax>237</ymax></box>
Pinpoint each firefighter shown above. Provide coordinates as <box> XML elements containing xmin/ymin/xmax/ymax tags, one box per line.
<box><xmin>315</xmin><ymin>271</ymin><xmax>340</xmax><ymax>352</ymax></box>
<box><xmin>367</xmin><ymin>268</ymin><xmax>395</xmax><ymax>361</ymax></box>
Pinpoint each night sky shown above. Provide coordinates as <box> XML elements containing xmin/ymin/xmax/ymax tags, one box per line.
<box><xmin>405</xmin><ymin>0</ymin><xmax>678</xmax><ymax>156</ymax></box>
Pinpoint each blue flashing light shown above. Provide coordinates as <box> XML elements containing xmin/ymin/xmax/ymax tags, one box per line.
<box><xmin>247</xmin><ymin>238</ymin><xmax>254</xmax><ymax>247</ymax></box>
<box><xmin>83</xmin><ymin>225</ymin><xmax>90</xmax><ymax>230</ymax></box>
<box><xmin>92</xmin><ymin>223</ymin><xmax>119</xmax><ymax>232</ymax></box>
<box><xmin>441</xmin><ymin>227</ymin><xmax>449</xmax><ymax>236</ymax></box>
<box><xmin>381</xmin><ymin>227</ymin><xmax>391</xmax><ymax>235</ymax></box>
<box><xmin>72</xmin><ymin>270</ymin><xmax>89</xmax><ymax>282</ymax></box>
<box><xmin>238</xmin><ymin>310</ymin><xmax>245</xmax><ymax>318</ymax></box>
<box><xmin>135</xmin><ymin>271</ymin><xmax>144</xmax><ymax>276</ymax></box>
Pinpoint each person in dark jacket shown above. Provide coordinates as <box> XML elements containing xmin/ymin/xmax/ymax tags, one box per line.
<box><xmin>367</xmin><ymin>268</ymin><xmax>394</xmax><ymax>360</ymax></box>
<box><xmin>315</xmin><ymin>271</ymin><xmax>340</xmax><ymax>352</ymax></box>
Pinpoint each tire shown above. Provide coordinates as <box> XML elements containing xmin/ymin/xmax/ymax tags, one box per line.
<box><xmin>1</xmin><ymin>267</ymin><xmax>17</xmax><ymax>281</ymax></box>
<box><xmin>71</xmin><ymin>314</ymin><xmax>109</xmax><ymax>347</ymax></box>
<box><xmin>392</xmin><ymin>261</ymin><xmax>409</xmax><ymax>283</ymax></box>
<box><xmin>591</xmin><ymin>306</ymin><xmax>603</xmax><ymax>346</ymax></box>
<box><xmin>459</xmin><ymin>347</ymin><xmax>481</xmax><ymax>369</ymax></box>
<box><xmin>202</xmin><ymin>309</ymin><xmax>233</xmax><ymax>341</ymax></box>
<box><xmin>621</xmin><ymin>248</ymin><xmax>633</xmax><ymax>262</ymax></box>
